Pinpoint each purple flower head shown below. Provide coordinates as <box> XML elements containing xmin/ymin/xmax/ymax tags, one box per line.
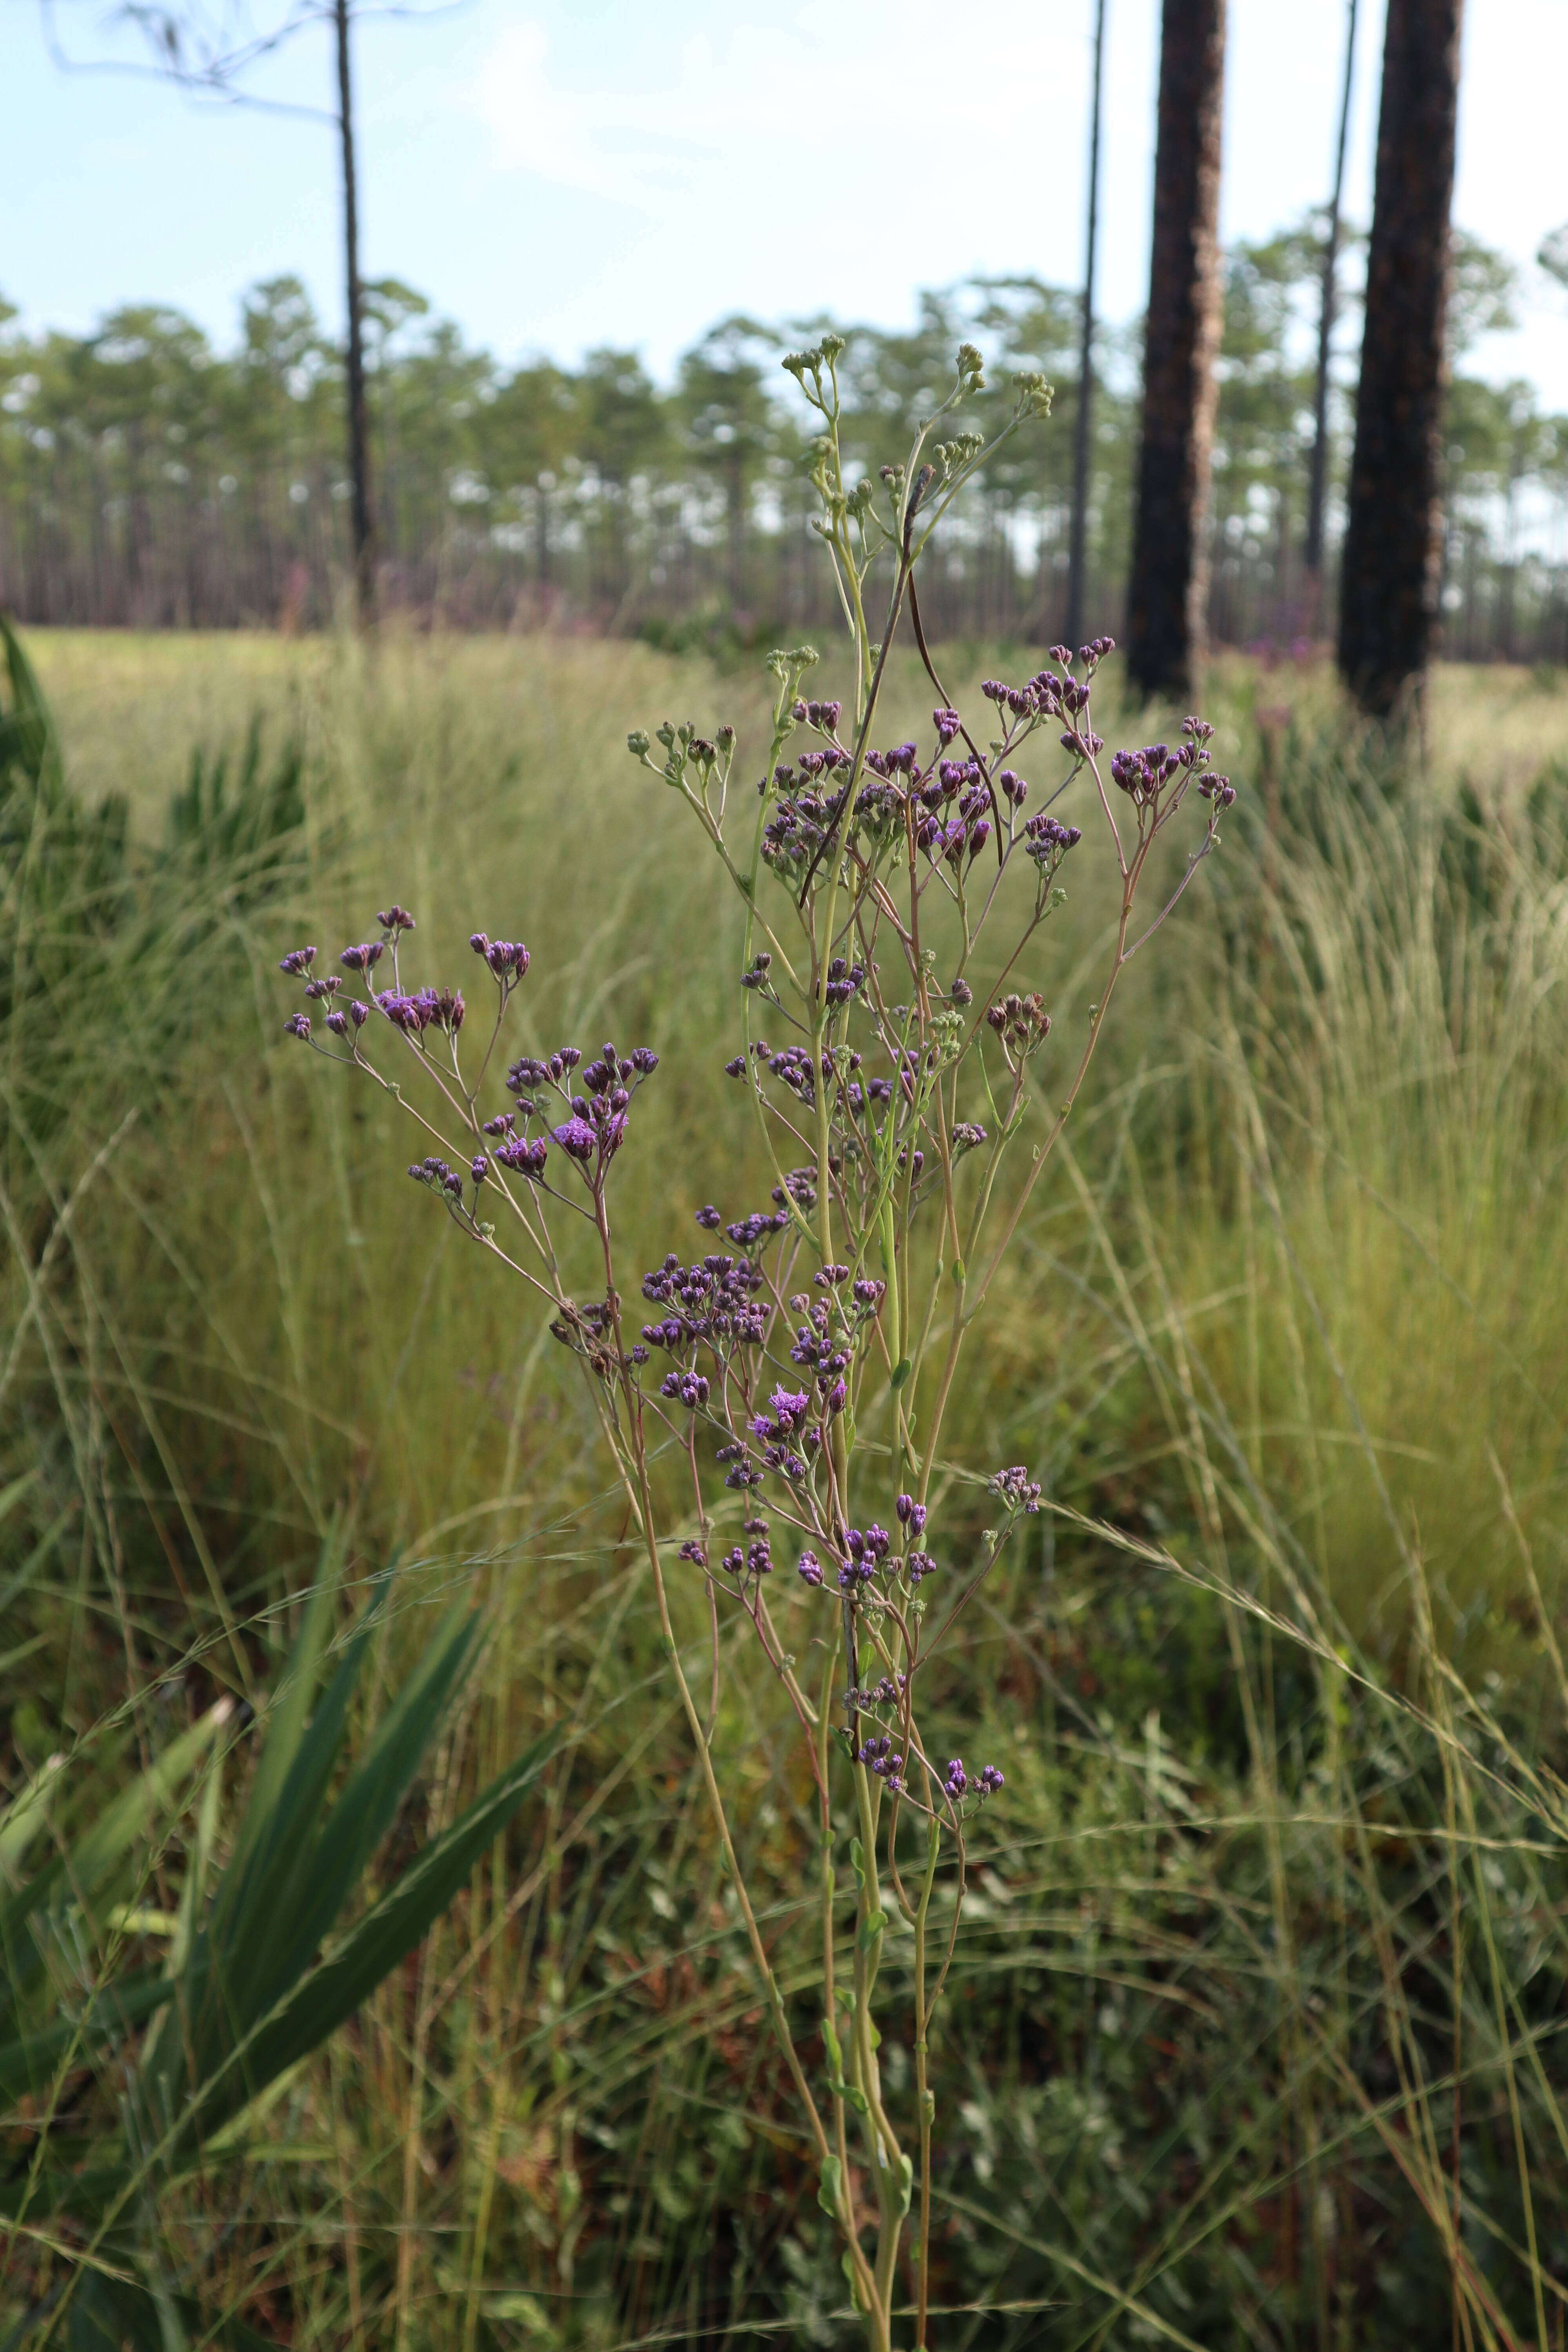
<box><xmin>998</xmin><ymin>769</ymin><xmax>1028</xmax><ymax>807</ymax></box>
<box><xmin>951</xmin><ymin>977</ymin><xmax>973</xmax><ymax>1008</ymax></box>
<box><xmin>377</xmin><ymin>905</ymin><xmax>416</xmax><ymax>932</ymax></box>
<box><xmin>278</xmin><ymin>946</ymin><xmax>316</xmax><ymax>976</ymax></box>
<box><xmin>895</xmin><ymin>1494</ymin><xmax>928</xmax><ymax>1535</ymax></box>
<box><xmin>470</xmin><ymin>1156</ymin><xmax>488</xmax><ymax>1185</ymax></box>
<box><xmin>977</xmin><ymin>1765</ymin><xmax>1005</xmax><ymax>1796</ymax></box>
<box><xmin>695</xmin><ymin>1204</ymin><xmax>722</xmax><ymax>1230</ymax></box>
<box><xmin>495</xmin><ymin>1133</ymin><xmax>549</xmax><ymax>1180</ymax></box>
<box><xmin>409</xmin><ymin>1155</ymin><xmax>463</xmax><ymax>1198</ymax></box>
<box><xmin>934</xmin><ymin>706</ymin><xmax>961</xmax><ymax>745</ymax></box>
<box><xmin>770</xmin><ymin>1386</ymin><xmax>811</xmax><ymax>1431</ymax></box>
<box><xmin>339</xmin><ymin>942</ymin><xmax>384</xmax><ymax>973</ymax></box>
<box><xmin>552</xmin><ymin>1117</ymin><xmax>597</xmax><ymax>1163</ymax></box>
<box><xmin>953</xmin><ymin>1122</ymin><xmax>987</xmax><ymax>1152</ymax></box>
<box><xmin>326</xmin><ymin>1008</ymin><xmax>348</xmax><ymax>1035</ymax></box>
<box><xmin>304</xmin><ymin>976</ymin><xmax>341</xmax><ymax>999</ymax></box>
<box><xmin>348</xmin><ymin>999</ymin><xmax>370</xmax><ymax>1029</ymax></box>
<box><xmin>678</xmin><ymin>1539</ymin><xmax>708</xmax><ymax>1566</ymax></box>
<box><xmin>377</xmin><ymin>991</ymin><xmax>428</xmax><ymax>1034</ymax></box>
<box><xmin>907</xmin><ymin>1551</ymin><xmax>936</xmax><ymax>1583</ymax></box>
<box><xmin>485</xmin><ymin>938</ymin><xmax>532</xmax><ymax>980</ymax></box>
<box><xmin>284</xmin><ymin>1012</ymin><xmax>311</xmax><ymax>1040</ymax></box>
<box><xmin>944</xmin><ymin>1759</ymin><xmax>969</xmax><ymax>1800</ymax></box>
<box><xmin>825</xmin><ymin>1378</ymin><xmax>847</xmax><ymax>1416</ymax></box>
<box><xmin>991</xmin><ymin>1465</ymin><xmax>1042</xmax><ymax>1514</ymax></box>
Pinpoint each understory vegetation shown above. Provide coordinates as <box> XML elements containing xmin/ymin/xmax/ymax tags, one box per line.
<box><xmin>4</xmin><ymin>626</ymin><xmax>1568</xmax><ymax>2347</ymax></box>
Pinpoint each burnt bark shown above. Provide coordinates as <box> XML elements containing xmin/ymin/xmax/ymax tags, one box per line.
<box><xmin>1064</xmin><ymin>0</ymin><xmax>1108</xmax><ymax>654</ymax></box>
<box><xmin>1304</xmin><ymin>0</ymin><xmax>1359</xmax><ymax>598</ymax></box>
<box><xmin>1337</xmin><ymin>0</ymin><xmax>1463</xmax><ymax>717</ymax></box>
<box><xmin>335</xmin><ymin>0</ymin><xmax>375</xmax><ymax>624</ymax></box>
<box><xmin>1125</xmin><ymin>0</ymin><xmax>1227</xmax><ymax>702</ymax></box>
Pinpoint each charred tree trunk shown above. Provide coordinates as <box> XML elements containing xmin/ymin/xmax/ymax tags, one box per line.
<box><xmin>1303</xmin><ymin>0</ymin><xmax>1359</xmax><ymax>615</ymax></box>
<box><xmin>1337</xmin><ymin>0</ymin><xmax>1463</xmax><ymax>717</ymax></box>
<box><xmin>334</xmin><ymin>0</ymin><xmax>375</xmax><ymax>624</ymax></box>
<box><xmin>1125</xmin><ymin>0</ymin><xmax>1227</xmax><ymax>701</ymax></box>
<box><xmin>1065</xmin><ymin>0</ymin><xmax>1108</xmax><ymax>654</ymax></box>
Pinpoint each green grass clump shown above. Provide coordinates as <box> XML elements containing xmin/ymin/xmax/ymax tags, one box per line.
<box><xmin>4</xmin><ymin>628</ymin><xmax>1568</xmax><ymax>2347</ymax></box>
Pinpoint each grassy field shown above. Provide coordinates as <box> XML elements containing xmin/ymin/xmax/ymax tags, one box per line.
<box><xmin>5</xmin><ymin>625</ymin><xmax>1568</xmax><ymax>2347</ymax></box>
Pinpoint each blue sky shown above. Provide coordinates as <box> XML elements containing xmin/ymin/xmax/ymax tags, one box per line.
<box><xmin>9</xmin><ymin>0</ymin><xmax>1568</xmax><ymax>396</ymax></box>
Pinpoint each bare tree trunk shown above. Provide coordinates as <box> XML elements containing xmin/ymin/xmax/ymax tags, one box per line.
<box><xmin>334</xmin><ymin>0</ymin><xmax>374</xmax><ymax>624</ymax></box>
<box><xmin>1065</xmin><ymin>0</ymin><xmax>1108</xmax><ymax>654</ymax></box>
<box><xmin>1304</xmin><ymin>0</ymin><xmax>1358</xmax><ymax>617</ymax></box>
<box><xmin>1337</xmin><ymin>0</ymin><xmax>1463</xmax><ymax>717</ymax></box>
<box><xmin>1125</xmin><ymin>0</ymin><xmax>1227</xmax><ymax>701</ymax></box>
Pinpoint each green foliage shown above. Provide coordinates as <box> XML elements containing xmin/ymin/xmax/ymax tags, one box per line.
<box><xmin>4</xmin><ymin>632</ymin><xmax>1568</xmax><ymax>2343</ymax></box>
<box><xmin>0</xmin><ymin>1555</ymin><xmax>559</xmax><ymax>2347</ymax></box>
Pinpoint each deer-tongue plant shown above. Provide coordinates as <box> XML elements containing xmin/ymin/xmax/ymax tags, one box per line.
<box><xmin>278</xmin><ymin>334</ymin><xmax>1234</xmax><ymax>2348</ymax></box>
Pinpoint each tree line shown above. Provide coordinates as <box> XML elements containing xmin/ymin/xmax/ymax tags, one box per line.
<box><xmin>2</xmin><ymin>230</ymin><xmax>1561</xmax><ymax>667</ymax></box>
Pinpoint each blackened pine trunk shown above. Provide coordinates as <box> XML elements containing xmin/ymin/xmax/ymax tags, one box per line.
<box><xmin>334</xmin><ymin>0</ymin><xmax>374</xmax><ymax>623</ymax></box>
<box><xmin>1304</xmin><ymin>0</ymin><xmax>1359</xmax><ymax>604</ymax></box>
<box><xmin>1337</xmin><ymin>0</ymin><xmax>1463</xmax><ymax>716</ymax></box>
<box><xmin>1064</xmin><ymin>0</ymin><xmax>1108</xmax><ymax>654</ymax></box>
<box><xmin>1125</xmin><ymin>0</ymin><xmax>1226</xmax><ymax>701</ymax></box>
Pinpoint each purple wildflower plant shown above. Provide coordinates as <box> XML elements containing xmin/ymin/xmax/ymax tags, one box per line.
<box><xmin>280</xmin><ymin>330</ymin><xmax>1234</xmax><ymax>2351</ymax></box>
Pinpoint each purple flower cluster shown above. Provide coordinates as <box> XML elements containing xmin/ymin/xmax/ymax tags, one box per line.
<box><xmin>787</xmin><ymin>1296</ymin><xmax>852</xmax><ymax>1418</ymax></box>
<box><xmin>943</xmin><ymin>1758</ymin><xmax>1005</xmax><ymax>1802</ymax></box>
<box><xmin>720</xmin><ymin>1530</ymin><xmax>773</xmax><ymax>1582</ymax></box>
<box><xmin>835</xmin><ymin>1522</ymin><xmax>892</xmax><ymax>1592</ymax></box>
<box><xmin>990</xmin><ymin>1466</ymin><xmax>1043</xmax><ymax>1514</ymax></box>
<box><xmin>985</xmin><ymin>992</ymin><xmax>1052</xmax><ymax>1060</ymax></box>
<box><xmin>1023</xmin><ymin>813</ymin><xmax>1083</xmax><ymax>877</ymax></box>
<box><xmin>408</xmin><ymin>1154</ymin><xmax>465</xmax><ymax>1200</ymax></box>
<box><xmin>760</xmin><ymin>775</ymin><xmax>851</xmax><ymax>884</ymax></box>
<box><xmin>469</xmin><ymin>931</ymin><xmax>532</xmax><ymax>984</ymax></box>
<box><xmin>494</xmin><ymin>1131</ymin><xmax>549</xmax><ymax>1180</ymax></box>
<box><xmin>1109</xmin><ymin>717</ymin><xmax>1230</xmax><ymax>818</ymax></box>
<box><xmin>640</xmin><ymin>1250</ymin><xmax>769</xmax><ymax>1359</ymax></box>
<box><xmin>856</xmin><ymin>1734</ymin><xmax>905</xmax><ymax>1794</ymax></box>
<box><xmin>376</xmin><ymin>985</ymin><xmax>465</xmax><ymax>1034</ymax></box>
<box><xmin>501</xmin><ymin>1038</ymin><xmax>657</xmax><ymax>1180</ymax></box>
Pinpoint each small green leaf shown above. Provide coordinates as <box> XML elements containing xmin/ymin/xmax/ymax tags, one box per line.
<box><xmin>858</xmin><ymin>1908</ymin><xmax>888</xmax><ymax>1953</ymax></box>
<box><xmin>817</xmin><ymin>2153</ymin><xmax>842</xmax><ymax>2218</ymax></box>
<box><xmin>889</xmin><ymin>1358</ymin><xmax>911</xmax><ymax>1390</ymax></box>
<box><xmin>848</xmin><ymin>1837</ymin><xmax>865</xmax><ymax>1890</ymax></box>
<box><xmin>823</xmin><ymin>2018</ymin><xmax>843</xmax><ymax>2075</ymax></box>
<box><xmin>896</xmin><ymin>2153</ymin><xmax>913</xmax><ymax>2218</ymax></box>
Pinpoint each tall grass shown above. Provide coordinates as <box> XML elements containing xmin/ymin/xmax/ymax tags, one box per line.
<box><xmin>4</xmin><ymin>629</ymin><xmax>1568</xmax><ymax>2345</ymax></box>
